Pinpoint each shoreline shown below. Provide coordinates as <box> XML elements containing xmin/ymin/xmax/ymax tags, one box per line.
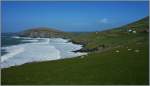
<box><xmin>1</xmin><ymin>36</ymin><xmax>87</xmax><ymax>68</ymax></box>
<box><xmin>69</xmin><ymin>39</ymin><xmax>106</xmax><ymax>53</ymax></box>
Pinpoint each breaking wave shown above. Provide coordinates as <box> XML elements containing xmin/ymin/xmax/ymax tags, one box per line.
<box><xmin>1</xmin><ymin>37</ymin><xmax>87</xmax><ymax>68</ymax></box>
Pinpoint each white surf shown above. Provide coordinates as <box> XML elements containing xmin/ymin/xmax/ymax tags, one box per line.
<box><xmin>1</xmin><ymin>37</ymin><xmax>87</xmax><ymax>68</ymax></box>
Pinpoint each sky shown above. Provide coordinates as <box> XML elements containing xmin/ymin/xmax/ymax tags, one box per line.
<box><xmin>2</xmin><ymin>1</ymin><xmax>149</xmax><ymax>32</ymax></box>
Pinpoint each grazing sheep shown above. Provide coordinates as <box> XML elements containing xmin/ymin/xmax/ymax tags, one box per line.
<box><xmin>116</xmin><ymin>50</ymin><xmax>120</xmax><ymax>53</ymax></box>
<box><xmin>128</xmin><ymin>49</ymin><xmax>132</xmax><ymax>51</ymax></box>
<box><xmin>132</xmin><ymin>30</ymin><xmax>136</xmax><ymax>33</ymax></box>
<box><xmin>134</xmin><ymin>49</ymin><xmax>140</xmax><ymax>52</ymax></box>
<box><xmin>128</xmin><ymin>29</ymin><xmax>137</xmax><ymax>34</ymax></box>
<box><xmin>128</xmin><ymin>29</ymin><xmax>132</xmax><ymax>32</ymax></box>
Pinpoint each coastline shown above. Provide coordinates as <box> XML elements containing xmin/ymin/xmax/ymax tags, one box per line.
<box><xmin>1</xmin><ymin>36</ymin><xmax>87</xmax><ymax>68</ymax></box>
<box><xmin>70</xmin><ymin>39</ymin><xmax>106</xmax><ymax>53</ymax></box>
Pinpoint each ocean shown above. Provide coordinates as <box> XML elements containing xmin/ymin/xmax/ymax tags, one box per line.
<box><xmin>1</xmin><ymin>34</ymin><xmax>87</xmax><ymax>68</ymax></box>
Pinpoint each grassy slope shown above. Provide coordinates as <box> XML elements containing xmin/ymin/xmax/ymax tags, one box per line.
<box><xmin>1</xmin><ymin>17</ymin><xmax>149</xmax><ymax>85</ymax></box>
<box><xmin>68</xmin><ymin>16</ymin><xmax>149</xmax><ymax>50</ymax></box>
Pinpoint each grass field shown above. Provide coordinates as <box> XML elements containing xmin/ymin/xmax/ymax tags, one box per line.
<box><xmin>1</xmin><ymin>17</ymin><xmax>149</xmax><ymax>85</ymax></box>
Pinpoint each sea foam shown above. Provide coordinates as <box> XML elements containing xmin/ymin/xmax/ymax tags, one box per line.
<box><xmin>1</xmin><ymin>37</ymin><xmax>87</xmax><ymax>68</ymax></box>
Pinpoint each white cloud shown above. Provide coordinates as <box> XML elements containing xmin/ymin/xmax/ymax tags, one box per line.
<box><xmin>98</xmin><ymin>18</ymin><xmax>108</xmax><ymax>24</ymax></box>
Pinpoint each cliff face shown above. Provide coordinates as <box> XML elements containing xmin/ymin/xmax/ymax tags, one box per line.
<box><xmin>19</xmin><ymin>27</ymin><xmax>67</xmax><ymax>38</ymax></box>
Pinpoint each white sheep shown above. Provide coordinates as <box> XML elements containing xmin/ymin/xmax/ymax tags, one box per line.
<box><xmin>134</xmin><ymin>49</ymin><xmax>140</xmax><ymax>52</ymax></box>
<box><xmin>116</xmin><ymin>50</ymin><xmax>120</xmax><ymax>53</ymax></box>
<box><xmin>128</xmin><ymin>49</ymin><xmax>132</xmax><ymax>51</ymax></box>
<box><xmin>132</xmin><ymin>30</ymin><xmax>136</xmax><ymax>33</ymax></box>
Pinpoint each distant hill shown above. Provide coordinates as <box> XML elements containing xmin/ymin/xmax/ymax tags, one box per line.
<box><xmin>125</xmin><ymin>16</ymin><xmax>149</xmax><ymax>32</ymax></box>
<box><xmin>19</xmin><ymin>27</ymin><xmax>67</xmax><ymax>38</ymax></box>
<box><xmin>19</xmin><ymin>16</ymin><xmax>149</xmax><ymax>38</ymax></box>
<box><xmin>68</xmin><ymin>16</ymin><xmax>149</xmax><ymax>50</ymax></box>
<box><xmin>104</xmin><ymin>16</ymin><xmax>149</xmax><ymax>33</ymax></box>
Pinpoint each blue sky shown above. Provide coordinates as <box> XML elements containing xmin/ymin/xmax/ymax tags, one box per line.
<box><xmin>2</xmin><ymin>1</ymin><xmax>149</xmax><ymax>32</ymax></box>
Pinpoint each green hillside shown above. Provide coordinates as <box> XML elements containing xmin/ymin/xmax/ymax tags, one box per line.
<box><xmin>19</xmin><ymin>27</ymin><xmax>68</xmax><ymax>38</ymax></box>
<box><xmin>68</xmin><ymin>16</ymin><xmax>149</xmax><ymax>52</ymax></box>
<box><xmin>1</xmin><ymin>17</ymin><xmax>149</xmax><ymax>85</ymax></box>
